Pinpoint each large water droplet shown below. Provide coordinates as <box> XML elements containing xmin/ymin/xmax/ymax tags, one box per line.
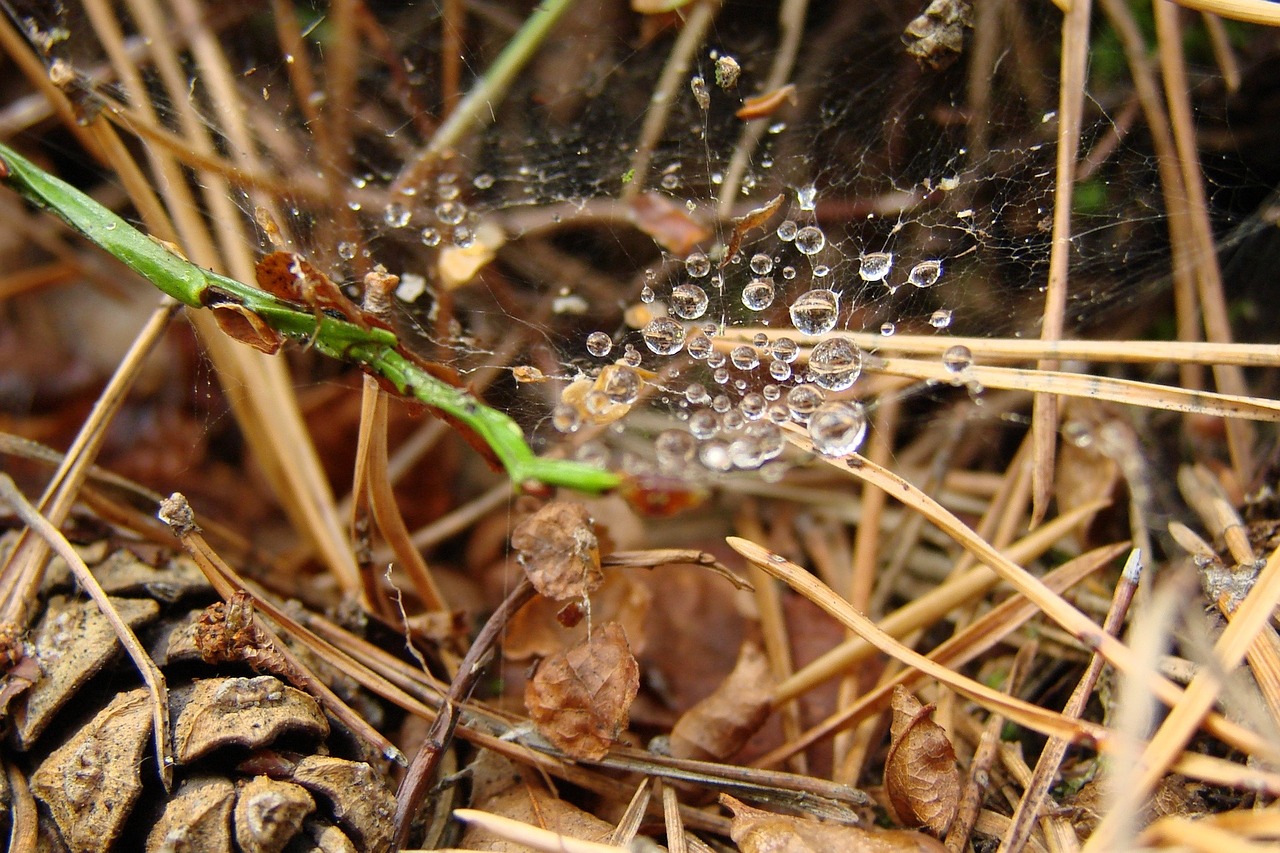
<box><xmin>794</xmin><ymin>226</ymin><xmax>826</xmax><ymax>255</ymax></box>
<box><xmin>929</xmin><ymin>309</ymin><xmax>953</xmax><ymax>329</ymax></box>
<box><xmin>642</xmin><ymin>318</ymin><xmax>685</xmax><ymax>354</ymax></box>
<box><xmin>943</xmin><ymin>344</ymin><xmax>972</xmax><ymax>375</ymax></box>
<box><xmin>771</xmin><ymin>337</ymin><xmax>799</xmax><ymax>362</ymax></box>
<box><xmin>789</xmin><ymin>289</ymin><xmax>839</xmax><ymax>336</ymax></box>
<box><xmin>337</xmin><ymin>241</ymin><xmax>357</xmax><ymax>260</ymax></box>
<box><xmin>808</xmin><ymin>336</ymin><xmax>862</xmax><ymax>392</ymax></box>
<box><xmin>730</xmin><ymin>346</ymin><xmax>760</xmax><ymax>371</ymax></box>
<box><xmin>685</xmin><ymin>383</ymin><xmax>710</xmax><ymax>405</ymax></box>
<box><xmin>777</xmin><ymin>220</ymin><xmax>798</xmax><ymax>241</ymax></box>
<box><xmin>908</xmin><ymin>260</ymin><xmax>943</xmax><ymax>288</ymax></box>
<box><xmin>880</xmin><ymin>321</ymin><xmax>896</xmax><ymax>336</ymax></box>
<box><xmin>436</xmin><ymin>200</ymin><xmax>466</xmax><ymax>225</ymax></box>
<box><xmin>858</xmin><ymin>252</ymin><xmax>894</xmax><ymax>282</ymax></box>
<box><xmin>785</xmin><ymin>384</ymin><xmax>825</xmax><ymax>422</ymax></box>
<box><xmin>586</xmin><ymin>331</ymin><xmax>613</xmax><ymax>357</ymax></box>
<box><xmin>640</xmin><ymin>285</ymin><xmax>655</xmax><ymax>303</ymax></box>
<box><xmin>689</xmin><ymin>410</ymin><xmax>718</xmax><ymax>439</ymax></box>
<box><xmin>769</xmin><ymin>360</ymin><xmax>792</xmax><ymax>381</ymax></box>
<box><xmin>699</xmin><ymin>440</ymin><xmax>732</xmax><ymax>472</ymax></box>
<box><xmin>686</xmin><ymin>332</ymin><xmax>713</xmax><ymax>359</ymax></box>
<box><xmin>622</xmin><ymin>344</ymin><xmax>642</xmax><ymax>366</ymax></box>
<box><xmin>742</xmin><ymin>278</ymin><xmax>776</xmax><ymax>311</ymax></box>
<box><xmin>740</xmin><ymin>393</ymin><xmax>766</xmax><ymax>420</ymax></box>
<box><xmin>656</xmin><ymin>429</ymin><xmax>696</xmax><ymax>466</ymax></box>
<box><xmin>685</xmin><ymin>252</ymin><xmax>711</xmax><ymax>278</ymax></box>
<box><xmin>670</xmin><ymin>283</ymin><xmax>709</xmax><ymax>319</ymax></box>
<box><xmin>807</xmin><ymin>401</ymin><xmax>867</xmax><ymax>456</ymax></box>
<box><xmin>421</xmin><ymin>227</ymin><xmax>441</xmax><ymax>247</ymax></box>
<box><xmin>552</xmin><ymin>403</ymin><xmax>580</xmax><ymax>433</ymax></box>
<box><xmin>750</xmin><ymin>254</ymin><xmax>774</xmax><ymax>276</ymax></box>
<box><xmin>599</xmin><ymin>364</ymin><xmax>641</xmax><ymax>404</ymax></box>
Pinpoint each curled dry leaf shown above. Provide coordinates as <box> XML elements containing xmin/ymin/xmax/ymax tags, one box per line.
<box><xmin>722</xmin><ymin>193</ymin><xmax>786</xmax><ymax>268</ymax></box>
<box><xmin>511</xmin><ymin>502</ymin><xmax>603</xmax><ymax>602</ymax></box>
<box><xmin>722</xmin><ymin>794</ymin><xmax>947</xmax><ymax>853</ymax></box>
<box><xmin>735</xmin><ymin>84</ymin><xmax>797</xmax><ymax>120</ymax></box>
<box><xmin>211</xmin><ymin>303</ymin><xmax>285</xmax><ymax>354</ymax></box>
<box><xmin>669</xmin><ymin>641</ymin><xmax>774</xmax><ymax>762</ymax></box>
<box><xmin>525</xmin><ymin>622</ymin><xmax>639</xmax><ymax>760</ymax></box>
<box><xmin>885</xmin><ymin>686</ymin><xmax>960</xmax><ymax>835</ymax></box>
<box><xmin>629</xmin><ymin>191</ymin><xmax>712</xmax><ymax>256</ymax></box>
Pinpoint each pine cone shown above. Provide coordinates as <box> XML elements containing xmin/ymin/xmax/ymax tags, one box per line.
<box><xmin>0</xmin><ymin>536</ymin><xmax>397</xmax><ymax>852</ymax></box>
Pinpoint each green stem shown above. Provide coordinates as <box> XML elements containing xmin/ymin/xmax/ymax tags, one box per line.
<box><xmin>0</xmin><ymin>142</ymin><xmax>620</xmax><ymax>494</ymax></box>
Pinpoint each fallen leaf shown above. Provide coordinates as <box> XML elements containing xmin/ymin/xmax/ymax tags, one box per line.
<box><xmin>735</xmin><ymin>84</ymin><xmax>797</xmax><ymax>120</ymax></box>
<box><xmin>525</xmin><ymin>622</ymin><xmax>639</xmax><ymax>760</ymax></box>
<box><xmin>884</xmin><ymin>687</ymin><xmax>960</xmax><ymax>835</ymax></box>
<box><xmin>670</xmin><ymin>641</ymin><xmax>774</xmax><ymax>762</ymax></box>
<box><xmin>510</xmin><ymin>502</ymin><xmax>603</xmax><ymax>602</ymax></box>
<box><xmin>504</xmin><ymin>572</ymin><xmax>651</xmax><ymax>661</ymax></box>
<box><xmin>629</xmin><ymin>191</ymin><xmax>712</xmax><ymax>255</ymax></box>
<box><xmin>722</xmin><ymin>193</ymin><xmax>785</xmax><ymax>268</ymax></box>
<box><xmin>722</xmin><ymin>794</ymin><xmax>948</xmax><ymax>853</ymax></box>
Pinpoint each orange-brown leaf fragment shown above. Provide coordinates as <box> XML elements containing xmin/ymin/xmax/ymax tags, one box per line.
<box><xmin>510</xmin><ymin>502</ymin><xmax>603</xmax><ymax>602</ymax></box>
<box><xmin>524</xmin><ymin>622</ymin><xmax>639</xmax><ymax>760</ymax></box>
<box><xmin>885</xmin><ymin>687</ymin><xmax>960</xmax><ymax>835</ymax></box>
<box><xmin>735</xmin><ymin>83</ymin><xmax>797</xmax><ymax>120</ymax></box>
<box><xmin>669</xmin><ymin>641</ymin><xmax>774</xmax><ymax>761</ymax></box>
<box><xmin>211</xmin><ymin>304</ymin><xmax>285</xmax><ymax>354</ymax></box>
<box><xmin>722</xmin><ymin>794</ymin><xmax>947</xmax><ymax>853</ymax></box>
<box><xmin>722</xmin><ymin>192</ymin><xmax>785</xmax><ymax>267</ymax></box>
<box><xmin>629</xmin><ymin>191</ymin><xmax>712</xmax><ymax>256</ymax></box>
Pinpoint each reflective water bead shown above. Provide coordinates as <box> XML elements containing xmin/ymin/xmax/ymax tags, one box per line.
<box><xmin>929</xmin><ymin>309</ymin><xmax>953</xmax><ymax>329</ymax></box>
<box><xmin>706</xmin><ymin>350</ymin><xmax>726</xmax><ymax>369</ymax></box>
<box><xmin>943</xmin><ymin>344</ymin><xmax>973</xmax><ymax>375</ymax></box>
<box><xmin>813</xmin><ymin>264</ymin><xmax>830</xmax><ymax>278</ymax></box>
<box><xmin>712</xmin><ymin>394</ymin><xmax>732</xmax><ymax>413</ymax></box>
<box><xmin>600</xmin><ymin>365</ymin><xmax>641</xmax><ymax>404</ymax></box>
<box><xmin>686</xmin><ymin>333</ymin><xmax>713</xmax><ymax>359</ymax></box>
<box><xmin>656</xmin><ymin>429</ymin><xmax>696</xmax><ymax>465</ymax></box>
<box><xmin>552</xmin><ymin>403</ymin><xmax>581</xmax><ymax>433</ymax></box>
<box><xmin>777</xmin><ymin>220</ymin><xmax>798</xmax><ymax>241</ymax></box>
<box><xmin>808</xmin><ymin>336</ymin><xmax>862</xmax><ymax>392</ymax></box>
<box><xmin>908</xmin><ymin>259</ymin><xmax>943</xmax><ymax>288</ymax></box>
<box><xmin>661</xmin><ymin>173</ymin><xmax>680</xmax><ymax>190</ymax></box>
<box><xmin>699</xmin><ymin>440</ymin><xmax>733</xmax><ymax>472</ymax></box>
<box><xmin>640</xmin><ymin>285</ymin><xmax>655</xmax><ymax>304</ymax></box>
<box><xmin>337</xmin><ymin>241</ymin><xmax>357</xmax><ymax>260</ymax></box>
<box><xmin>781</xmin><ymin>265</ymin><xmax>797</xmax><ymax>280</ymax></box>
<box><xmin>762</xmin><ymin>383</ymin><xmax>781</xmax><ymax>401</ymax></box>
<box><xmin>746</xmin><ymin>421</ymin><xmax>785</xmax><ymax>461</ymax></box>
<box><xmin>771</xmin><ymin>337</ymin><xmax>799</xmax><ymax>362</ymax></box>
<box><xmin>420</xmin><ymin>227</ymin><xmax>441</xmax><ymax>247</ymax></box>
<box><xmin>767</xmin><ymin>402</ymin><xmax>790</xmax><ymax>424</ymax></box>
<box><xmin>789</xmin><ymin>289</ymin><xmax>839</xmax><ymax>336</ymax></box>
<box><xmin>880</xmin><ymin>321</ymin><xmax>896</xmax><ymax>336</ymax></box>
<box><xmin>794</xmin><ymin>226</ymin><xmax>825</xmax><ymax>255</ymax></box>
<box><xmin>807</xmin><ymin>401</ymin><xmax>868</xmax><ymax>457</ymax></box>
<box><xmin>452</xmin><ymin>225</ymin><xmax>474</xmax><ymax>248</ymax></box>
<box><xmin>722</xmin><ymin>410</ymin><xmax>745</xmax><ymax>432</ymax></box>
<box><xmin>435</xmin><ymin>200</ymin><xmax>466</xmax><ymax>225</ymax></box>
<box><xmin>785</xmin><ymin>384</ymin><xmax>825</xmax><ymax>422</ymax></box>
<box><xmin>473</xmin><ymin>173</ymin><xmax>495</xmax><ymax>189</ymax></box>
<box><xmin>769</xmin><ymin>360</ymin><xmax>792</xmax><ymax>381</ymax></box>
<box><xmin>713</xmin><ymin>367</ymin><xmax>730</xmax><ymax>384</ymax></box>
<box><xmin>623</xmin><ymin>344</ymin><xmax>642</xmax><ymax>366</ymax></box>
<box><xmin>685</xmin><ymin>252</ymin><xmax>711</xmax><ymax>278</ymax></box>
<box><xmin>742</xmin><ymin>278</ymin><xmax>775</xmax><ymax>311</ymax></box>
<box><xmin>796</xmin><ymin>184</ymin><xmax>818</xmax><ymax>211</ymax></box>
<box><xmin>750</xmin><ymin>253</ymin><xmax>773</xmax><ymax>276</ymax></box>
<box><xmin>383</xmin><ymin>202</ymin><xmax>412</xmax><ymax>228</ymax></box>
<box><xmin>730</xmin><ymin>346</ymin><xmax>760</xmax><ymax>371</ymax></box>
<box><xmin>670</xmin><ymin>283</ymin><xmax>709</xmax><ymax>319</ymax></box>
<box><xmin>585</xmin><ymin>331</ymin><xmax>613</xmax><ymax>357</ymax></box>
<box><xmin>685</xmin><ymin>383</ymin><xmax>710</xmax><ymax>405</ymax></box>
<box><xmin>689</xmin><ymin>410</ymin><xmax>718</xmax><ymax>439</ymax></box>
<box><xmin>858</xmin><ymin>252</ymin><xmax>894</xmax><ymax>282</ymax></box>
<box><xmin>740</xmin><ymin>393</ymin><xmax>766</xmax><ymax>419</ymax></box>
<box><xmin>729</xmin><ymin>438</ymin><xmax>765</xmax><ymax>470</ymax></box>
<box><xmin>753</xmin><ymin>332</ymin><xmax>770</xmax><ymax>348</ymax></box>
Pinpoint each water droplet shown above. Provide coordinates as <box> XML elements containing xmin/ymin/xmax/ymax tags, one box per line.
<box><xmin>813</xmin><ymin>264</ymin><xmax>830</xmax><ymax>278</ymax></box>
<box><xmin>786</xmin><ymin>384</ymin><xmax>825</xmax><ymax>422</ymax></box>
<box><xmin>763</xmin><ymin>383</ymin><xmax>781</xmax><ymax>401</ymax></box>
<box><xmin>420</xmin><ymin>227</ymin><xmax>441</xmax><ymax>247</ymax></box>
<box><xmin>713</xmin><ymin>367</ymin><xmax>730</xmax><ymax>384</ymax></box>
<box><xmin>753</xmin><ymin>332</ymin><xmax>769</xmax><ymax>348</ymax></box>
<box><xmin>796</xmin><ymin>184</ymin><xmax>817</xmax><ymax>211</ymax></box>
<box><xmin>929</xmin><ymin>309</ymin><xmax>953</xmax><ymax>329</ymax></box>
<box><xmin>746</xmin><ymin>421</ymin><xmax>785</xmax><ymax>460</ymax></box>
<box><xmin>383</xmin><ymin>202</ymin><xmax>412</xmax><ymax>228</ymax></box>
<box><xmin>722</xmin><ymin>409</ymin><xmax>745</xmax><ymax>431</ymax></box>
<box><xmin>781</xmin><ymin>265</ymin><xmax>797</xmax><ymax>280</ymax></box>
<box><xmin>808</xmin><ymin>336</ymin><xmax>862</xmax><ymax>391</ymax></box>
<box><xmin>699</xmin><ymin>440</ymin><xmax>732</xmax><ymax>472</ymax></box>
<box><xmin>685</xmin><ymin>383</ymin><xmax>710</xmax><ymax>405</ymax></box>
<box><xmin>769</xmin><ymin>360</ymin><xmax>792</xmax><ymax>381</ymax></box>
<box><xmin>337</xmin><ymin>241</ymin><xmax>356</xmax><ymax>260</ymax></box>
<box><xmin>777</xmin><ymin>220</ymin><xmax>798</xmax><ymax>241</ymax></box>
<box><xmin>473</xmin><ymin>173</ymin><xmax>495</xmax><ymax>189</ymax></box>
<box><xmin>808</xmin><ymin>401</ymin><xmax>867</xmax><ymax>457</ymax></box>
<box><xmin>908</xmin><ymin>259</ymin><xmax>943</xmax><ymax>288</ymax></box>
<box><xmin>656</xmin><ymin>429</ymin><xmax>696</xmax><ymax>465</ymax></box>
<box><xmin>640</xmin><ymin>285</ymin><xmax>655</xmax><ymax>303</ymax></box>
<box><xmin>794</xmin><ymin>226</ymin><xmax>826</xmax><ymax>255</ymax></box>
<box><xmin>707</xmin><ymin>349</ymin><xmax>726</xmax><ymax>369</ymax></box>
<box><xmin>452</xmin><ymin>225</ymin><xmax>474</xmax><ymax>248</ymax></box>
<box><xmin>552</xmin><ymin>403</ymin><xmax>580</xmax><ymax>433</ymax></box>
<box><xmin>742</xmin><ymin>278</ymin><xmax>776</xmax><ymax>311</ymax></box>
<box><xmin>880</xmin><ymin>322</ymin><xmax>896</xmax><ymax>336</ymax></box>
<box><xmin>586</xmin><ymin>331</ymin><xmax>613</xmax><ymax>357</ymax></box>
<box><xmin>858</xmin><ymin>252</ymin><xmax>894</xmax><ymax>282</ymax></box>
<box><xmin>622</xmin><ymin>344</ymin><xmax>642</xmax><ymax>366</ymax></box>
<box><xmin>670</xmin><ymin>283</ymin><xmax>709</xmax><ymax>319</ymax></box>
<box><xmin>661</xmin><ymin>173</ymin><xmax>680</xmax><ymax>190</ymax></box>
<box><xmin>789</xmin><ymin>289</ymin><xmax>839</xmax><ymax>336</ymax></box>
<box><xmin>771</xmin><ymin>337</ymin><xmax>799</xmax><ymax>362</ymax></box>
<box><xmin>685</xmin><ymin>252</ymin><xmax>711</xmax><ymax>278</ymax></box>
<box><xmin>600</xmin><ymin>365</ymin><xmax>641</xmax><ymax>404</ymax></box>
<box><xmin>436</xmin><ymin>200</ymin><xmax>466</xmax><ymax>225</ymax></box>
<box><xmin>750</xmin><ymin>253</ymin><xmax>774</xmax><ymax>276</ymax></box>
<box><xmin>690</xmin><ymin>410</ymin><xmax>718</xmax><ymax>439</ymax></box>
<box><xmin>741</xmin><ymin>393</ymin><xmax>765</xmax><ymax>419</ymax></box>
<box><xmin>730</xmin><ymin>346</ymin><xmax>760</xmax><ymax>371</ymax></box>
<box><xmin>686</xmin><ymin>333</ymin><xmax>713</xmax><ymax>359</ymax></box>
<box><xmin>943</xmin><ymin>344</ymin><xmax>972</xmax><ymax>375</ymax></box>
<box><xmin>642</xmin><ymin>318</ymin><xmax>685</xmax><ymax>355</ymax></box>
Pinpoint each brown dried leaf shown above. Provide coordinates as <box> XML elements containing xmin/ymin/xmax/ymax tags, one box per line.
<box><xmin>147</xmin><ymin>777</ymin><xmax>236</xmax><ymax>853</ymax></box>
<box><xmin>885</xmin><ymin>687</ymin><xmax>960</xmax><ymax>835</ymax></box>
<box><xmin>670</xmin><ymin>641</ymin><xmax>774</xmax><ymax>762</ymax></box>
<box><xmin>171</xmin><ymin>676</ymin><xmax>329</xmax><ymax>763</ymax></box>
<box><xmin>903</xmin><ymin>0</ymin><xmax>972</xmax><ymax>71</ymax></box>
<box><xmin>233</xmin><ymin>776</ymin><xmax>315</xmax><ymax>853</ymax></box>
<box><xmin>735</xmin><ymin>84</ymin><xmax>797</xmax><ymax>120</ymax></box>
<box><xmin>290</xmin><ymin>755</ymin><xmax>395</xmax><ymax>853</ymax></box>
<box><xmin>722</xmin><ymin>193</ymin><xmax>785</xmax><ymax>268</ymax></box>
<box><xmin>211</xmin><ymin>303</ymin><xmax>285</xmax><ymax>354</ymax></box>
<box><xmin>255</xmin><ymin>251</ymin><xmax>371</xmax><ymax>328</ymax></box>
<box><xmin>629</xmin><ymin>191</ymin><xmax>712</xmax><ymax>255</ymax></box>
<box><xmin>510</xmin><ymin>502</ymin><xmax>603</xmax><ymax>602</ymax></box>
<box><xmin>32</xmin><ymin>688</ymin><xmax>152</xmax><ymax>853</ymax></box>
<box><xmin>722</xmin><ymin>794</ymin><xmax>947</xmax><ymax>853</ymax></box>
<box><xmin>525</xmin><ymin>622</ymin><xmax>639</xmax><ymax>760</ymax></box>
<box><xmin>504</xmin><ymin>572</ymin><xmax>651</xmax><ymax>660</ymax></box>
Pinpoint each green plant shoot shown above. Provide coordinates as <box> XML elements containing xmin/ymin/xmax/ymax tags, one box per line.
<box><xmin>0</xmin><ymin>142</ymin><xmax>620</xmax><ymax>494</ymax></box>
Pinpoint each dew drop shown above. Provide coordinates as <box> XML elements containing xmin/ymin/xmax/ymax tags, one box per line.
<box><xmin>813</xmin><ymin>264</ymin><xmax>830</xmax><ymax>278</ymax></box>
<box><xmin>685</xmin><ymin>383</ymin><xmax>710</xmax><ymax>405</ymax></box>
<box><xmin>929</xmin><ymin>309</ymin><xmax>953</xmax><ymax>329</ymax></box>
<box><xmin>769</xmin><ymin>360</ymin><xmax>792</xmax><ymax>381</ymax></box>
<box><xmin>781</xmin><ymin>265</ymin><xmax>797</xmax><ymax>280</ymax></box>
<box><xmin>908</xmin><ymin>259</ymin><xmax>943</xmax><ymax>288</ymax></box>
<box><xmin>420</xmin><ymin>227</ymin><xmax>441</xmax><ymax>247</ymax></box>
<box><xmin>670</xmin><ymin>283</ymin><xmax>709</xmax><ymax>319</ymax></box>
<box><xmin>383</xmin><ymin>202</ymin><xmax>412</xmax><ymax>228</ymax></box>
<box><xmin>473</xmin><ymin>173</ymin><xmax>495</xmax><ymax>189</ymax></box>
<box><xmin>722</xmin><ymin>410</ymin><xmax>745</xmax><ymax>432</ymax></box>
<box><xmin>753</xmin><ymin>332</ymin><xmax>770</xmax><ymax>348</ymax></box>
<box><xmin>796</xmin><ymin>184</ymin><xmax>818</xmax><ymax>212</ymax></box>
<box><xmin>880</xmin><ymin>322</ymin><xmax>896</xmax><ymax>336</ymax></box>
<box><xmin>742</xmin><ymin>278</ymin><xmax>776</xmax><ymax>311</ymax></box>
<box><xmin>794</xmin><ymin>226</ymin><xmax>825</xmax><ymax>255</ymax></box>
<box><xmin>750</xmin><ymin>253</ymin><xmax>774</xmax><ymax>276</ymax></box>
<box><xmin>452</xmin><ymin>225</ymin><xmax>474</xmax><ymax>248</ymax></box>
<box><xmin>435</xmin><ymin>200</ymin><xmax>466</xmax><ymax>225</ymax></box>
<box><xmin>771</xmin><ymin>337</ymin><xmax>799</xmax><ymax>362</ymax></box>
<box><xmin>640</xmin><ymin>285</ymin><xmax>655</xmax><ymax>304</ymax></box>
<box><xmin>600</xmin><ymin>365</ymin><xmax>641</xmax><ymax>404</ymax></box>
<box><xmin>713</xmin><ymin>367</ymin><xmax>730</xmax><ymax>384</ymax></box>
<box><xmin>552</xmin><ymin>404</ymin><xmax>580</xmax><ymax>433</ymax></box>
<box><xmin>656</xmin><ymin>429</ymin><xmax>696</xmax><ymax>465</ymax></box>
<box><xmin>730</xmin><ymin>346</ymin><xmax>760</xmax><ymax>371</ymax></box>
<box><xmin>337</xmin><ymin>241</ymin><xmax>357</xmax><ymax>260</ymax></box>
<box><xmin>762</xmin><ymin>384</ymin><xmax>781</xmax><ymax>401</ymax></box>
<box><xmin>942</xmin><ymin>344</ymin><xmax>972</xmax><ymax>375</ymax></box>
<box><xmin>789</xmin><ymin>289</ymin><xmax>839</xmax><ymax>336</ymax></box>
<box><xmin>585</xmin><ymin>331</ymin><xmax>613</xmax><ymax>357</ymax></box>
<box><xmin>689</xmin><ymin>410</ymin><xmax>718</xmax><ymax>439</ymax></box>
<box><xmin>699</xmin><ymin>440</ymin><xmax>732</xmax><ymax>472</ymax></box>
<box><xmin>686</xmin><ymin>332</ymin><xmax>713</xmax><ymax>359</ymax></box>
<box><xmin>858</xmin><ymin>252</ymin><xmax>894</xmax><ymax>282</ymax></box>
<box><xmin>767</xmin><ymin>403</ymin><xmax>789</xmax><ymax>424</ymax></box>
<box><xmin>622</xmin><ymin>344</ymin><xmax>642</xmax><ymax>367</ymax></box>
<box><xmin>807</xmin><ymin>401</ymin><xmax>867</xmax><ymax>457</ymax></box>
<box><xmin>785</xmin><ymin>384</ymin><xmax>825</xmax><ymax>422</ymax></box>
<box><xmin>711</xmin><ymin>394</ymin><xmax>731</xmax><ymax>414</ymax></box>
<box><xmin>685</xmin><ymin>252</ymin><xmax>711</xmax><ymax>278</ymax></box>
<box><xmin>776</xmin><ymin>220</ymin><xmax>798</xmax><ymax>241</ymax></box>
<box><xmin>741</xmin><ymin>393</ymin><xmax>766</xmax><ymax>419</ymax></box>
<box><xmin>808</xmin><ymin>336</ymin><xmax>863</xmax><ymax>391</ymax></box>
<box><xmin>661</xmin><ymin>173</ymin><xmax>680</xmax><ymax>190</ymax></box>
